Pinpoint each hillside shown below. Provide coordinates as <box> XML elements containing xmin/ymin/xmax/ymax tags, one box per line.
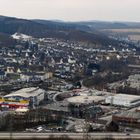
<box><xmin>32</xmin><ymin>19</ymin><xmax>90</xmax><ymax>31</ymax></box>
<box><xmin>0</xmin><ymin>16</ymin><xmax>116</xmax><ymax>45</ymax></box>
<box><xmin>0</xmin><ymin>16</ymin><xmax>48</xmax><ymax>36</ymax></box>
<box><xmin>0</xmin><ymin>32</ymin><xmax>16</xmax><ymax>47</ymax></box>
<box><xmin>74</xmin><ymin>21</ymin><xmax>140</xmax><ymax>29</ymax></box>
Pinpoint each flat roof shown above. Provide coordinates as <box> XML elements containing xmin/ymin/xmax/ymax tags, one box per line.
<box><xmin>67</xmin><ymin>95</ymin><xmax>105</xmax><ymax>104</ymax></box>
<box><xmin>112</xmin><ymin>94</ymin><xmax>140</xmax><ymax>102</ymax></box>
<box><xmin>114</xmin><ymin>111</ymin><xmax>140</xmax><ymax>119</ymax></box>
<box><xmin>4</xmin><ymin>87</ymin><xmax>45</xmax><ymax>98</ymax></box>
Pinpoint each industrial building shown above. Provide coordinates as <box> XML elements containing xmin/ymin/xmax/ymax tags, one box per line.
<box><xmin>67</xmin><ymin>95</ymin><xmax>104</xmax><ymax>119</ymax></box>
<box><xmin>4</xmin><ymin>87</ymin><xmax>45</xmax><ymax>108</ymax></box>
<box><xmin>67</xmin><ymin>95</ymin><xmax>105</xmax><ymax>105</ymax></box>
<box><xmin>105</xmin><ymin>94</ymin><xmax>140</xmax><ymax>108</ymax></box>
<box><xmin>112</xmin><ymin>111</ymin><xmax>140</xmax><ymax>128</ymax></box>
<box><xmin>0</xmin><ymin>97</ymin><xmax>29</xmax><ymax>110</ymax></box>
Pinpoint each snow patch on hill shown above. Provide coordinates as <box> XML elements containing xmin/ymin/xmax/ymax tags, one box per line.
<box><xmin>11</xmin><ymin>33</ymin><xmax>32</xmax><ymax>41</ymax></box>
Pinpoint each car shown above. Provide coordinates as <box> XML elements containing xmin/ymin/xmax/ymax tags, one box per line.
<box><xmin>126</xmin><ymin>133</ymin><xmax>130</xmax><ymax>136</ymax></box>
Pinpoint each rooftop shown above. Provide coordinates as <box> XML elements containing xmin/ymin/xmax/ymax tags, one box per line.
<box><xmin>112</xmin><ymin>94</ymin><xmax>140</xmax><ymax>102</ymax></box>
<box><xmin>114</xmin><ymin>111</ymin><xmax>140</xmax><ymax>120</ymax></box>
<box><xmin>67</xmin><ymin>95</ymin><xmax>105</xmax><ymax>104</ymax></box>
<box><xmin>4</xmin><ymin>87</ymin><xmax>45</xmax><ymax>98</ymax></box>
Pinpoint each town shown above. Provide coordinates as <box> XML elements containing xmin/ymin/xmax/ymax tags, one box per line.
<box><xmin>0</xmin><ymin>30</ymin><xmax>140</xmax><ymax>136</ymax></box>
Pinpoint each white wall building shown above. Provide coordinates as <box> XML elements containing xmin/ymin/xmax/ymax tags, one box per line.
<box><xmin>4</xmin><ymin>87</ymin><xmax>45</xmax><ymax>108</ymax></box>
<box><xmin>105</xmin><ymin>94</ymin><xmax>140</xmax><ymax>108</ymax></box>
<box><xmin>20</xmin><ymin>72</ymin><xmax>53</xmax><ymax>82</ymax></box>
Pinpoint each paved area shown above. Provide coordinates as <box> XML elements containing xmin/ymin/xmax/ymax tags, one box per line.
<box><xmin>0</xmin><ymin>132</ymin><xmax>140</xmax><ymax>139</ymax></box>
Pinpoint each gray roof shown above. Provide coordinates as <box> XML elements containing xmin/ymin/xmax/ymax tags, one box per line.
<box><xmin>114</xmin><ymin>111</ymin><xmax>140</xmax><ymax>119</ymax></box>
<box><xmin>4</xmin><ymin>87</ymin><xmax>45</xmax><ymax>98</ymax></box>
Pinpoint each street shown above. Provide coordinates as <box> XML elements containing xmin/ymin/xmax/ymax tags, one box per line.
<box><xmin>0</xmin><ymin>132</ymin><xmax>140</xmax><ymax>139</ymax></box>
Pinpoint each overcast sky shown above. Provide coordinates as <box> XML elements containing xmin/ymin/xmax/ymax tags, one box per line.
<box><xmin>0</xmin><ymin>0</ymin><xmax>140</xmax><ymax>22</ymax></box>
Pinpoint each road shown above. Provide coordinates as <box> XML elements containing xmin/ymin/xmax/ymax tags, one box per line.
<box><xmin>0</xmin><ymin>133</ymin><xmax>140</xmax><ymax>139</ymax></box>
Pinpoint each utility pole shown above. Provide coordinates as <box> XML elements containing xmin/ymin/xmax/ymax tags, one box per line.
<box><xmin>9</xmin><ymin>114</ymin><xmax>13</xmax><ymax>140</ymax></box>
<box><xmin>83</xmin><ymin>106</ymin><xmax>90</xmax><ymax>140</ymax></box>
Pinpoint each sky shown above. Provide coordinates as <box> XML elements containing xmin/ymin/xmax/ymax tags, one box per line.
<box><xmin>0</xmin><ymin>0</ymin><xmax>140</xmax><ymax>22</ymax></box>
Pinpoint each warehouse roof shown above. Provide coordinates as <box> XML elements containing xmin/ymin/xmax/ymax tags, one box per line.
<box><xmin>67</xmin><ymin>95</ymin><xmax>105</xmax><ymax>104</ymax></box>
<box><xmin>109</xmin><ymin>94</ymin><xmax>140</xmax><ymax>103</ymax></box>
<box><xmin>4</xmin><ymin>87</ymin><xmax>45</xmax><ymax>98</ymax></box>
<box><xmin>114</xmin><ymin>111</ymin><xmax>140</xmax><ymax>120</ymax></box>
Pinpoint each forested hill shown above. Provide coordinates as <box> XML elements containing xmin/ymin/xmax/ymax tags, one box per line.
<box><xmin>0</xmin><ymin>15</ymin><xmax>116</xmax><ymax>45</ymax></box>
<box><xmin>0</xmin><ymin>32</ymin><xmax>16</xmax><ymax>47</ymax></box>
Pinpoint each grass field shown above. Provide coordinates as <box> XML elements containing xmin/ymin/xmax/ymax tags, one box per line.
<box><xmin>102</xmin><ymin>28</ymin><xmax>140</xmax><ymax>33</ymax></box>
<box><xmin>102</xmin><ymin>28</ymin><xmax>140</xmax><ymax>41</ymax></box>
